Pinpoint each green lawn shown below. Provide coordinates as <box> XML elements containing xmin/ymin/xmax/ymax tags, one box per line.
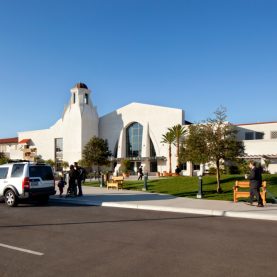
<box><xmin>85</xmin><ymin>174</ymin><xmax>277</xmax><ymax>202</ymax></box>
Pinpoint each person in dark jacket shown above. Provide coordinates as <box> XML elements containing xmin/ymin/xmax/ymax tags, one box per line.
<box><xmin>67</xmin><ymin>164</ymin><xmax>78</xmax><ymax>197</ymax></box>
<box><xmin>57</xmin><ymin>176</ymin><xmax>67</xmax><ymax>197</ymax></box>
<box><xmin>74</xmin><ymin>162</ymin><xmax>85</xmax><ymax>196</ymax></box>
<box><xmin>248</xmin><ymin>160</ymin><xmax>263</xmax><ymax>207</ymax></box>
<box><xmin>175</xmin><ymin>165</ymin><xmax>181</xmax><ymax>175</ymax></box>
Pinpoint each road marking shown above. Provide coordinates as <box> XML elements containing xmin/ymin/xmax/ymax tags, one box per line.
<box><xmin>0</xmin><ymin>243</ymin><xmax>44</xmax><ymax>256</ymax></box>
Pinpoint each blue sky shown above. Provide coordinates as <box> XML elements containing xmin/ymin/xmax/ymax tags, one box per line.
<box><xmin>0</xmin><ymin>0</ymin><xmax>276</xmax><ymax>138</ymax></box>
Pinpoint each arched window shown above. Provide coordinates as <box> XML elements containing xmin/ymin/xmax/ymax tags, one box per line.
<box><xmin>84</xmin><ymin>93</ymin><xmax>88</xmax><ymax>104</ymax></box>
<box><xmin>73</xmin><ymin>93</ymin><xmax>76</xmax><ymax>104</ymax></box>
<box><xmin>126</xmin><ymin>122</ymin><xmax>143</xmax><ymax>158</ymax></box>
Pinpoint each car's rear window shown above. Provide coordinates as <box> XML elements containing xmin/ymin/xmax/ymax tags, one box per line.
<box><xmin>11</xmin><ymin>164</ymin><xmax>25</xmax><ymax>177</ymax></box>
<box><xmin>29</xmin><ymin>166</ymin><xmax>54</xmax><ymax>180</ymax></box>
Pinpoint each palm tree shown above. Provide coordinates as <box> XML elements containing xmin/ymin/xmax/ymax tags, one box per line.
<box><xmin>161</xmin><ymin>131</ymin><xmax>175</xmax><ymax>173</ymax></box>
<box><xmin>169</xmin><ymin>124</ymin><xmax>186</xmax><ymax>166</ymax></box>
<box><xmin>61</xmin><ymin>161</ymin><xmax>69</xmax><ymax>171</ymax></box>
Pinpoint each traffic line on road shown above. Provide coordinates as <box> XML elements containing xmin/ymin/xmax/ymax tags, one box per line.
<box><xmin>0</xmin><ymin>243</ymin><xmax>44</xmax><ymax>256</ymax></box>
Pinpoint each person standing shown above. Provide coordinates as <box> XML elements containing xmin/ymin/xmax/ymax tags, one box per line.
<box><xmin>67</xmin><ymin>164</ymin><xmax>77</xmax><ymax>197</ymax></box>
<box><xmin>57</xmin><ymin>176</ymin><xmax>66</xmax><ymax>197</ymax></box>
<box><xmin>175</xmin><ymin>165</ymin><xmax>181</xmax><ymax>175</ymax></box>
<box><xmin>248</xmin><ymin>161</ymin><xmax>264</xmax><ymax>207</ymax></box>
<box><xmin>74</xmin><ymin>162</ymin><xmax>83</xmax><ymax>196</ymax></box>
<box><xmin>138</xmin><ymin>166</ymin><xmax>143</xmax><ymax>180</ymax></box>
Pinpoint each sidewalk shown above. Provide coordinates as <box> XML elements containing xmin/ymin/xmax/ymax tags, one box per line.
<box><xmin>50</xmin><ymin>186</ymin><xmax>277</xmax><ymax>221</ymax></box>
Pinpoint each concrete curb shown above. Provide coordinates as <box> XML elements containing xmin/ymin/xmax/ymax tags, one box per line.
<box><xmin>50</xmin><ymin>198</ymin><xmax>277</xmax><ymax>221</ymax></box>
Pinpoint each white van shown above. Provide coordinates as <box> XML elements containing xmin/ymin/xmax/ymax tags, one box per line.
<box><xmin>0</xmin><ymin>162</ymin><xmax>56</xmax><ymax>207</ymax></box>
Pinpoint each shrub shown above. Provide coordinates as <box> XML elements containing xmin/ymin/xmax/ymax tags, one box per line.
<box><xmin>226</xmin><ymin>165</ymin><xmax>240</xmax><ymax>175</ymax></box>
<box><xmin>208</xmin><ymin>167</ymin><xmax>217</xmax><ymax>175</ymax></box>
<box><xmin>120</xmin><ymin>159</ymin><xmax>131</xmax><ymax>174</ymax></box>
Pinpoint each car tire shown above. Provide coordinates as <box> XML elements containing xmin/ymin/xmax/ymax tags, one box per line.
<box><xmin>4</xmin><ymin>189</ymin><xmax>18</xmax><ymax>207</ymax></box>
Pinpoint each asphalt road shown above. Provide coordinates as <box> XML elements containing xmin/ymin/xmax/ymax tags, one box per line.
<box><xmin>0</xmin><ymin>202</ymin><xmax>277</xmax><ymax>277</ymax></box>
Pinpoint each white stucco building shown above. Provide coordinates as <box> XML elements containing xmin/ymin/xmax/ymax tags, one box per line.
<box><xmin>99</xmin><ymin>102</ymin><xmax>184</xmax><ymax>174</ymax></box>
<box><xmin>2</xmin><ymin>83</ymin><xmax>184</xmax><ymax>174</ymax></box>
<box><xmin>1</xmin><ymin>82</ymin><xmax>277</xmax><ymax>174</ymax></box>
<box><xmin>16</xmin><ymin>83</ymin><xmax>98</xmax><ymax>168</ymax></box>
<box><xmin>235</xmin><ymin>122</ymin><xmax>277</xmax><ymax>173</ymax></box>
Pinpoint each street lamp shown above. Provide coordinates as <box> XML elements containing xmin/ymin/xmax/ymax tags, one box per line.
<box><xmin>196</xmin><ymin>171</ymin><xmax>203</xmax><ymax>199</ymax></box>
<box><xmin>143</xmin><ymin>172</ymin><xmax>148</xmax><ymax>191</ymax></box>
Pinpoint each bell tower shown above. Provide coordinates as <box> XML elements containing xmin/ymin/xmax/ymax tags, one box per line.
<box><xmin>70</xmin><ymin>83</ymin><xmax>90</xmax><ymax>107</ymax></box>
<box><xmin>62</xmin><ymin>83</ymin><xmax>99</xmax><ymax>163</ymax></box>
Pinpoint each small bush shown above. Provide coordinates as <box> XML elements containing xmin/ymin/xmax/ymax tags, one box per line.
<box><xmin>226</xmin><ymin>165</ymin><xmax>240</xmax><ymax>175</ymax></box>
<box><xmin>208</xmin><ymin>167</ymin><xmax>217</xmax><ymax>175</ymax></box>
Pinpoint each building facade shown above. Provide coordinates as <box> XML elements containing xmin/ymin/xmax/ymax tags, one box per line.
<box><xmin>99</xmin><ymin>102</ymin><xmax>184</xmax><ymax>174</ymax></box>
<box><xmin>1</xmin><ymin>83</ymin><xmax>277</xmax><ymax>174</ymax></box>
<box><xmin>235</xmin><ymin>122</ymin><xmax>277</xmax><ymax>173</ymax></box>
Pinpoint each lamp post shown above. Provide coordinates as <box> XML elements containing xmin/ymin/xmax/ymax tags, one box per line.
<box><xmin>196</xmin><ymin>171</ymin><xmax>203</xmax><ymax>199</ymax></box>
<box><xmin>143</xmin><ymin>172</ymin><xmax>148</xmax><ymax>191</ymax></box>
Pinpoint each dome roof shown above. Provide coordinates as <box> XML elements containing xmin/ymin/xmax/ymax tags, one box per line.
<box><xmin>74</xmin><ymin>82</ymin><xmax>88</xmax><ymax>89</ymax></box>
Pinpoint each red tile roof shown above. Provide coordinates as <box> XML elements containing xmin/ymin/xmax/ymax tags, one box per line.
<box><xmin>0</xmin><ymin>137</ymin><xmax>18</xmax><ymax>144</ymax></box>
<box><xmin>19</xmin><ymin>139</ymin><xmax>31</xmax><ymax>144</ymax></box>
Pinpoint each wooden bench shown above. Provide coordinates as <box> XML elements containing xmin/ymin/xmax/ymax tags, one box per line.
<box><xmin>233</xmin><ymin>181</ymin><xmax>266</xmax><ymax>205</ymax></box>
<box><xmin>107</xmin><ymin>176</ymin><xmax>124</xmax><ymax>190</ymax></box>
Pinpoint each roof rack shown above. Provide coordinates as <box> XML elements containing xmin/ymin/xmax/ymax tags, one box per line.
<box><xmin>7</xmin><ymin>159</ymin><xmax>31</xmax><ymax>163</ymax></box>
<box><xmin>6</xmin><ymin>160</ymin><xmax>48</xmax><ymax>166</ymax></box>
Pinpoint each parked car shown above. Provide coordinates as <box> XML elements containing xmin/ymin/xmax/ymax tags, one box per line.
<box><xmin>0</xmin><ymin>161</ymin><xmax>56</xmax><ymax>207</ymax></box>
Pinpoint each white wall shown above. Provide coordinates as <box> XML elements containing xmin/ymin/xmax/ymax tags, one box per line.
<box><xmin>18</xmin><ymin>128</ymin><xmax>54</xmax><ymax>160</ymax></box>
<box><xmin>17</xmin><ymin>85</ymin><xmax>99</xmax><ymax>166</ymax></box>
<box><xmin>236</xmin><ymin>122</ymin><xmax>277</xmax><ymax>174</ymax></box>
<box><xmin>100</xmin><ymin>102</ymin><xmax>184</xmax><ymax>173</ymax></box>
<box><xmin>236</xmin><ymin>122</ymin><xmax>277</xmax><ymax>155</ymax></box>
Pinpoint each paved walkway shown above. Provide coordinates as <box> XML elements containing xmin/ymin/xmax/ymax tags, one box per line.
<box><xmin>50</xmin><ymin>186</ymin><xmax>277</xmax><ymax>221</ymax></box>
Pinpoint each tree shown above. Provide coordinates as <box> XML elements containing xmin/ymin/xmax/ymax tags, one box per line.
<box><xmin>183</xmin><ymin>107</ymin><xmax>244</xmax><ymax>193</ymax></box>
<box><xmin>82</xmin><ymin>136</ymin><xmax>112</xmax><ymax>170</ymax></box>
<box><xmin>34</xmin><ymin>155</ymin><xmax>45</xmax><ymax>163</ymax></box>
<box><xmin>179</xmin><ymin>124</ymin><xmax>209</xmax><ymax>176</ymax></box>
<box><xmin>45</xmin><ymin>159</ymin><xmax>55</xmax><ymax>167</ymax></box>
<box><xmin>169</xmin><ymin>124</ymin><xmax>186</xmax><ymax>166</ymax></box>
<box><xmin>0</xmin><ymin>152</ymin><xmax>8</xmax><ymax>165</ymax></box>
<box><xmin>61</xmin><ymin>161</ymin><xmax>69</xmax><ymax>170</ymax></box>
<box><xmin>161</xmin><ymin>131</ymin><xmax>175</xmax><ymax>173</ymax></box>
<box><xmin>120</xmin><ymin>159</ymin><xmax>131</xmax><ymax>175</ymax></box>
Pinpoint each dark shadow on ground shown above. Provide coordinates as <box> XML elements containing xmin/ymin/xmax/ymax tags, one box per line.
<box><xmin>166</xmin><ymin>191</ymin><xmax>197</xmax><ymax>198</ymax></box>
<box><xmin>0</xmin><ymin>201</ymin><xmax>93</xmax><ymax>208</ymax></box>
<box><xmin>51</xmin><ymin>193</ymin><xmax>177</xmax><ymax>203</ymax></box>
<box><xmin>0</xmin><ymin>214</ymin><xmax>214</xmax><ymax>229</ymax></box>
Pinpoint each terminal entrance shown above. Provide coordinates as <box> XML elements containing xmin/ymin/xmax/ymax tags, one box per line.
<box><xmin>130</xmin><ymin>161</ymin><xmax>141</xmax><ymax>175</ymax></box>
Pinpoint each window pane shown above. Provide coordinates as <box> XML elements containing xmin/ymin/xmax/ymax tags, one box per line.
<box><xmin>245</xmin><ymin>132</ymin><xmax>254</xmax><ymax>140</ymax></box>
<box><xmin>55</xmin><ymin>138</ymin><xmax>63</xmax><ymax>171</ymax></box>
<box><xmin>29</xmin><ymin>166</ymin><xmax>54</xmax><ymax>180</ymax></box>
<box><xmin>255</xmin><ymin>132</ymin><xmax>264</xmax><ymax>140</ymax></box>
<box><xmin>126</xmin><ymin>122</ymin><xmax>143</xmax><ymax>157</ymax></box>
<box><xmin>11</xmin><ymin>164</ymin><xmax>25</xmax><ymax>177</ymax></box>
<box><xmin>0</xmin><ymin>167</ymin><xmax>8</xmax><ymax>179</ymax></box>
<box><xmin>84</xmin><ymin>93</ymin><xmax>88</xmax><ymax>104</ymax></box>
<box><xmin>181</xmin><ymin>163</ymin><xmax>187</xmax><ymax>170</ymax></box>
